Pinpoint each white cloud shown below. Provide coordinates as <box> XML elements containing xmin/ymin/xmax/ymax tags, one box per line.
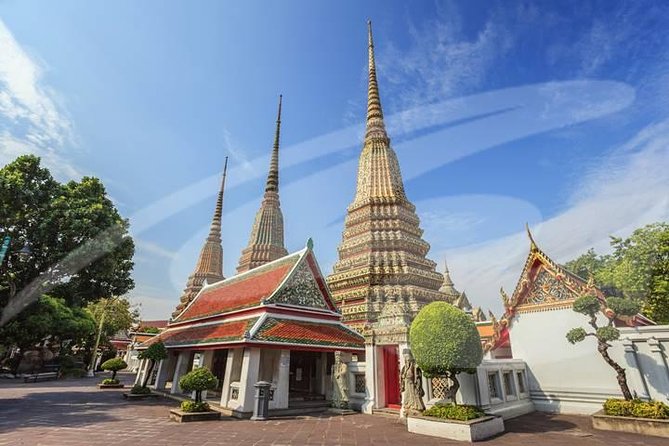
<box><xmin>0</xmin><ymin>19</ymin><xmax>78</xmax><ymax>179</ymax></box>
<box><xmin>442</xmin><ymin>119</ymin><xmax>669</xmax><ymax>315</ymax></box>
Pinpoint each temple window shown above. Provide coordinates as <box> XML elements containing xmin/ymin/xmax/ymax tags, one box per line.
<box><xmin>354</xmin><ymin>374</ymin><xmax>366</xmax><ymax>394</ymax></box>
<box><xmin>503</xmin><ymin>371</ymin><xmax>515</xmax><ymax>397</ymax></box>
<box><xmin>517</xmin><ymin>371</ymin><xmax>526</xmax><ymax>394</ymax></box>
<box><xmin>488</xmin><ymin>372</ymin><xmax>501</xmax><ymax>400</ymax></box>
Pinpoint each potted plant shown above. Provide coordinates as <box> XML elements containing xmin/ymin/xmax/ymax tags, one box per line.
<box><xmin>98</xmin><ymin>357</ymin><xmax>127</xmax><ymax>388</ymax></box>
<box><xmin>407</xmin><ymin>302</ymin><xmax>504</xmax><ymax>442</ymax></box>
<box><xmin>123</xmin><ymin>341</ymin><xmax>166</xmax><ymax>399</ymax></box>
<box><xmin>567</xmin><ymin>295</ymin><xmax>669</xmax><ymax>437</ymax></box>
<box><xmin>169</xmin><ymin>367</ymin><xmax>221</xmax><ymax>422</ymax></box>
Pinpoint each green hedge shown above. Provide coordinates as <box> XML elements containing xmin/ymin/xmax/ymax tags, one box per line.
<box><xmin>423</xmin><ymin>403</ymin><xmax>485</xmax><ymax>421</ymax></box>
<box><xmin>180</xmin><ymin>401</ymin><xmax>210</xmax><ymax>413</ymax></box>
<box><xmin>130</xmin><ymin>384</ymin><xmax>152</xmax><ymax>395</ymax></box>
<box><xmin>603</xmin><ymin>399</ymin><xmax>669</xmax><ymax>419</ymax></box>
<box><xmin>101</xmin><ymin>378</ymin><xmax>119</xmax><ymax>385</ymax></box>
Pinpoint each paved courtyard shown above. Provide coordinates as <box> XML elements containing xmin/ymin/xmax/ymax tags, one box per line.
<box><xmin>0</xmin><ymin>373</ymin><xmax>663</xmax><ymax>446</ymax></box>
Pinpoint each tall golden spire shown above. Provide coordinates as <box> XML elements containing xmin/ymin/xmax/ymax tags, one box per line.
<box><xmin>236</xmin><ymin>95</ymin><xmax>288</xmax><ymax>273</ymax></box>
<box><xmin>365</xmin><ymin>20</ymin><xmax>389</xmax><ymax>143</ymax></box>
<box><xmin>172</xmin><ymin>158</ymin><xmax>228</xmax><ymax>319</ymax></box>
<box><xmin>327</xmin><ymin>22</ymin><xmax>445</xmax><ymax>332</ymax></box>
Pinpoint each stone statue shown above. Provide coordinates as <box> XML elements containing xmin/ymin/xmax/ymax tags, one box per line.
<box><xmin>331</xmin><ymin>351</ymin><xmax>349</xmax><ymax>409</ymax></box>
<box><xmin>400</xmin><ymin>349</ymin><xmax>425</xmax><ymax>415</ymax></box>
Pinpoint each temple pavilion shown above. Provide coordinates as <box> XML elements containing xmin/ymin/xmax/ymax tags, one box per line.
<box><xmin>137</xmin><ymin>96</ymin><xmax>364</xmax><ymax>417</ymax></box>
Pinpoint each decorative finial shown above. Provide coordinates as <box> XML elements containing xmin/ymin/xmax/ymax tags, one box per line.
<box><xmin>306</xmin><ymin>237</ymin><xmax>314</xmax><ymax>250</ymax></box>
<box><xmin>364</xmin><ymin>20</ymin><xmax>388</xmax><ymax>142</ymax></box>
<box><xmin>525</xmin><ymin>222</ymin><xmax>538</xmax><ymax>251</ymax></box>
<box><xmin>207</xmin><ymin>156</ymin><xmax>228</xmax><ymax>242</ymax></box>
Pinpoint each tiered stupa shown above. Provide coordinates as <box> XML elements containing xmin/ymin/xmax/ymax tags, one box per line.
<box><xmin>172</xmin><ymin>158</ymin><xmax>228</xmax><ymax>319</ymax></box>
<box><xmin>326</xmin><ymin>22</ymin><xmax>445</xmax><ymax>333</ymax></box>
<box><xmin>439</xmin><ymin>260</ymin><xmax>461</xmax><ymax>303</ymax></box>
<box><xmin>236</xmin><ymin>95</ymin><xmax>288</xmax><ymax>273</ymax></box>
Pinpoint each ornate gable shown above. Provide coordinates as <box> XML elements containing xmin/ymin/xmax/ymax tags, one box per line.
<box><xmin>266</xmin><ymin>244</ymin><xmax>337</xmax><ymax>312</ymax></box>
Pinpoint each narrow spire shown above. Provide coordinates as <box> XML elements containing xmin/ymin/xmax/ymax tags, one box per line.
<box><xmin>236</xmin><ymin>97</ymin><xmax>288</xmax><ymax>274</ymax></box>
<box><xmin>365</xmin><ymin>20</ymin><xmax>388</xmax><ymax>142</ymax></box>
<box><xmin>265</xmin><ymin>95</ymin><xmax>282</xmax><ymax>193</ymax></box>
<box><xmin>207</xmin><ymin>156</ymin><xmax>228</xmax><ymax>243</ymax></box>
<box><xmin>525</xmin><ymin>222</ymin><xmax>538</xmax><ymax>251</ymax></box>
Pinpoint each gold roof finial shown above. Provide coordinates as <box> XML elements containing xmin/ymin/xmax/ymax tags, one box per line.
<box><xmin>265</xmin><ymin>94</ymin><xmax>282</xmax><ymax>193</ymax></box>
<box><xmin>525</xmin><ymin>222</ymin><xmax>538</xmax><ymax>251</ymax></box>
<box><xmin>365</xmin><ymin>20</ymin><xmax>388</xmax><ymax>142</ymax></box>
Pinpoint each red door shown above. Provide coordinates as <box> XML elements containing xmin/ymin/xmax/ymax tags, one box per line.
<box><xmin>382</xmin><ymin>345</ymin><xmax>401</xmax><ymax>408</ymax></box>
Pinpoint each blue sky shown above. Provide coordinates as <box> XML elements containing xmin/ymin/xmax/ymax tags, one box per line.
<box><xmin>1</xmin><ymin>0</ymin><xmax>668</xmax><ymax>319</ymax></box>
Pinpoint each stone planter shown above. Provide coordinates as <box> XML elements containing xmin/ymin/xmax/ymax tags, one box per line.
<box><xmin>169</xmin><ymin>409</ymin><xmax>221</xmax><ymax>423</ymax></box>
<box><xmin>407</xmin><ymin>415</ymin><xmax>504</xmax><ymax>442</ymax></box>
<box><xmin>592</xmin><ymin>410</ymin><xmax>669</xmax><ymax>438</ymax></box>
<box><xmin>97</xmin><ymin>383</ymin><xmax>124</xmax><ymax>389</ymax></box>
<box><xmin>123</xmin><ymin>392</ymin><xmax>161</xmax><ymax>400</ymax></box>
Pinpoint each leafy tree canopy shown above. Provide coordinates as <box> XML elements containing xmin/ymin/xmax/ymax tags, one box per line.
<box><xmin>565</xmin><ymin>222</ymin><xmax>669</xmax><ymax>323</ymax></box>
<box><xmin>0</xmin><ymin>155</ymin><xmax>135</xmax><ymax>327</ymax></box>
<box><xmin>410</xmin><ymin>301</ymin><xmax>483</xmax><ymax>377</ymax></box>
<box><xmin>86</xmin><ymin>297</ymin><xmax>139</xmax><ymax>339</ymax></box>
<box><xmin>138</xmin><ymin>341</ymin><xmax>167</xmax><ymax>362</ymax></box>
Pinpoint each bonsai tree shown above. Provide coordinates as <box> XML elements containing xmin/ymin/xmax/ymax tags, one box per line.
<box><xmin>410</xmin><ymin>302</ymin><xmax>483</xmax><ymax>403</ymax></box>
<box><xmin>178</xmin><ymin>367</ymin><xmax>218</xmax><ymax>412</ymax></box>
<box><xmin>137</xmin><ymin>341</ymin><xmax>167</xmax><ymax>388</ymax></box>
<box><xmin>100</xmin><ymin>357</ymin><xmax>127</xmax><ymax>382</ymax></box>
<box><xmin>566</xmin><ymin>294</ymin><xmax>640</xmax><ymax>400</ymax></box>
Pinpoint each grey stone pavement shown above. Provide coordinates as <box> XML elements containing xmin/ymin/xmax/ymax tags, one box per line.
<box><xmin>0</xmin><ymin>373</ymin><xmax>663</xmax><ymax>445</ymax></box>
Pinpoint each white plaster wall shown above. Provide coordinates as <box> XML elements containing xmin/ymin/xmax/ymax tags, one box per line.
<box><xmin>510</xmin><ymin>308</ymin><xmax>669</xmax><ymax>413</ymax></box>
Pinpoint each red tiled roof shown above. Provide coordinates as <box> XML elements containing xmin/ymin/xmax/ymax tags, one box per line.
<box><xmin>144</xmin><ymin>318</ymin><xmax>257</xmax><ymax>348</ymax></box>
<box><xmin>139</xmin><ymin>320</ymin><xmax>168</xmax><ymax>329</ymax></box>
<box><xmin>175</xmin><ymin>253</ymin><xmax>300</xmax><ymax>322</ymax></box>
<box><xmin>253</xmin><ymin>317</ymin><xmax>364</xmax><ymax>350</ymax></box>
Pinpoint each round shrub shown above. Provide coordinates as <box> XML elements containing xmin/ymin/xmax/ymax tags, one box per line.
<box><xmin>179</xmin><ymin>367</ymin><xmax>218</xmax><ymax>403</ymax></box>
<box><xmin>101</xmin><ymin>378</ymin><xmax>120</xmax><ymax>385</ymax></box>
<box><xmin>410</xmin><ymin>302</ymin><xmax>483</xmax><ymax>377</ymax></box>
<box><xmin>100</xmin><ymin>357</ymin><xmax>127</xmax><ymax>380</ymax></box>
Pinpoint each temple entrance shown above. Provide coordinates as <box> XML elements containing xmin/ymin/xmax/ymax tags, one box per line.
<box><xmin>382</xmin><ymin>345</ymin><xmax>401</xmax><ymax>408</ymax></box>
<box><xmin>289</xmin><ymin>351</ymin><xmax>324</xmax><ymax>400</ymax></box>
<box><xmin>205</xmin><ymin>349</ymin><xmax>228</xmax><ymax>402</ymax></box>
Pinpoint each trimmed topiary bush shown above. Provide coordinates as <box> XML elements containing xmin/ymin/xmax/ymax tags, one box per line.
<box><xmin>603</xmin><ymin>398</ymin><xmax>669</xmax><ymax>419</ymax></box>
<box><xmin>100</xmin><ymin>357</ymin><xmax>127</xmax><ymax>381</ymax></box>
<box><xmin>179</xmin><ymin>367</ymin><xmax>218</xmax><ymax>406</ymax></box>
<box><xmin>567</xmin><ymin>294</ymin><xmax>641</xmax><ymax>400</ymax></box>
<box><xmin>410</xmin><ymin>302</ymin><xmax>483</xmax><ymax>403</ymax></box>
<box><xmin>423</xmin><ymin>403</ymin><xmax>486</xmax><ymax>421</ymax></box>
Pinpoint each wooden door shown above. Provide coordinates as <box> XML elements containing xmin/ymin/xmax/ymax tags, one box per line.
<box><xmin>382</xmin><ymin>345</ymin><xmax>400</xmax><ymax>407</ymax></box>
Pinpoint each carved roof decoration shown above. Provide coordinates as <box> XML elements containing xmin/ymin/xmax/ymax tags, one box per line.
<box><xmin>171</xmin><ymin>157</ymin><xmax>228</xmax><ymax>319</ymax></box>
<box><xmin>237</xmin><ymin>95</ymin><xmax>288</xmax><ymax>273</ymax></box>
<box><xmin>439</xmin><ymin>260</ymin><xmax>461</xmax><ymax>302</ymax></box>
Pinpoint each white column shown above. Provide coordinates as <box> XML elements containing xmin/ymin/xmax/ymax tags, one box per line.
<box><xmin>646</xmin><ymin>337</ymin><xmax>669</xmax><ymax>403</ymax></box>
<box><xmin>237</xmin><ymin>348</ymin><xmax>261</xmax><ymax>413</ymax></box>
<box><xmin>171</xmin><ymin>351</ymin><xmax>190</xmax><ymax>394</ymax></box>
<box><xmin>134</xmin><ymin>359</ymin><xmax>146</xmax><ymax>385</ymax></box>
<box><xmin>272</xmin><ymin>350</ymin><xmax>290</xmax><ymax>409</ymax></box>
<box><xmin>199</xmin><ymin>350</ymin><xmax>215</xmax><ymax>400</ymax></box>
<box><xmin>362</xmin><ymin>343</ymin><xmax>377</xmax><ymax>414</ymax></box>
<box><xmin>622</xmin><ymin>339</ymin><xmax>650</xmax><ymax>400</ymax></box>
<box><xmin>220</xmin><ymin>349</ymin><xmax>236</xmax><ymax>407</ymax></box>
<box><xmin>153</xmin><ymin>358</ymin><xmax>167</xmax><ymax>390</ymax></box>
<box><xmin>319</xmin><ymin>352</ymin><xmax>328</xmax><ymax>396</ymax></box>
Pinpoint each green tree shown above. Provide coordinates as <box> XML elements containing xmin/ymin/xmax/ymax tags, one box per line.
<box><xmin>409</xmin><ymin>302</ymin><xmax>483</xmax><ymax>403</ymax></box>
<box><xmin>0</xmin><ymin>295</ymin><xmax>96</xmax><ymax>374</ymax></box>
<box><xmin>86</xmin><ymin>297</ymin><xmax>138</xmax><ymax>340</ymax></box>
<box><xmin>0</xmin><ymin>155</ymin><xmax>135</xmax><ymax>327</ymax></box>
<box><xmin>100</xmin><ymin>357</ymin><xmax>127</xmax><ymax>381</ymax></box>
<box><xmin>564</xmin><ymin>222</ymin><xmax>669</xmax><ymax>323</ymax></box>
<box><xmin>566</xmin><ymin>295</ymin><xmax>641</xmax><ymax>400</ymax></box>
<box><xmin>179</xmin><ymin>367</ymin><xmax>218</xmax><ymax>404</ymax></box>
<box><xmin>137</xmin><ymin>341</ymin><xmax>167</xmax><ymax>388</ymax></box>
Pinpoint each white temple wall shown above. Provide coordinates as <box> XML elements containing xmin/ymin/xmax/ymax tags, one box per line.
<box><xmin>509</xmin><ymin>308</ymin><xmax>669</xmax><ymax>414</ymax></box>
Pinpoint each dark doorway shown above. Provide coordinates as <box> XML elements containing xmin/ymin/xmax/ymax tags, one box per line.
<box><xmin>289</xmin><ymin>351</ymin><xmax>323</xmax><ymax>400</ymax></box>
<box><xmin>382</xmin><ymin>345</ymin><xmax>401</xmax><ymax>408</ymax></box>
<box><xmin>211</xmin><ymin>350</ymin><xmax>228</xmax><ymax>391</ymax></box>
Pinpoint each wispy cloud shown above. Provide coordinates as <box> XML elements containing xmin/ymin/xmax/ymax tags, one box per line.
<box><xmin>442</xmin><ymin>119</ymin><xmax>669</xmax><ymax>315</ymax></box>
<box><xmin>0</xmin><ymin>19</ymin><xmax>78</xmax><ymax>179</ymax></box>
